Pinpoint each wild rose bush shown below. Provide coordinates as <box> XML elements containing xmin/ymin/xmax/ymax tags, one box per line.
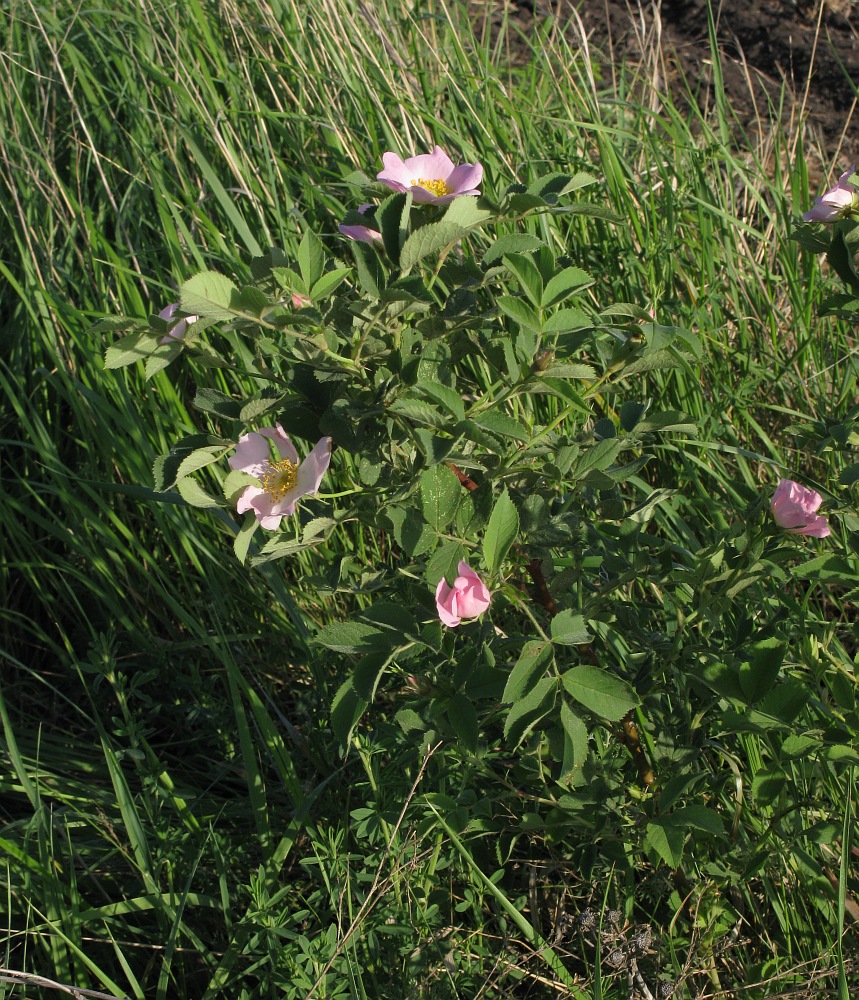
<box><xmin>99</xmin><ymin>148</ymin><xmax>850</xmax><ymax>870</ymax></box>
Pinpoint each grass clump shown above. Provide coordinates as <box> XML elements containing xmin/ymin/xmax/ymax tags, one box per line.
<box><xmin>1</xmin><ymin>1</ymin><xmax>857</xmax><ymax>998</ymax></box>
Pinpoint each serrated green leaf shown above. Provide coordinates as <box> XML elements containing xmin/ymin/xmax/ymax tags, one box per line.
<box><xmin>419</xmin><ymin>464</ymin><xmax>462</xmax><ymax>532</ymax></box>
<box><xmin>377</xmin><ymin>192</ymin><xmax>411</xmax><ymax>267</ymax></box>
<box><xmin>297</xmin><ymin>230</ymin><xmax>325</xmax><ymax>289</ymax></box>
<box><xmin>352</xmin><ymin>649</ymin><xmax>395</xmax><ymax>702</ymax></box>
<box><xmin>497</xmin><ymin>295</ymin><xmax>542</xmax><ymax>333</ymax></box>
<box><xmin>239</xmin><ymin>393</ymin><xmax>286</xmax><ymax>423</ymax></box>
<box><xmin>559</xmin><ymin>701</ymin><xmax>589</xmax><ymax>784</ymax></box>
<box><xmin>543</xmin><ymin>308</ymin><xmax>592</xmax><ymax>334</ymax></box>
<box><xmin>549</xmin><ymin>611</ymin><xmax>591</xmax><ymax>646</ymax></box>
<box><xmin>542</xmin><ymin>363</ymin><xmax>596</xmax><ymax>380</ymax></box>
<box><xmin>104</xmin><ymin>329</ymin><xmax>160</xmax><ymax>369</ymax></box>
<box><xmin>669</xmin><ymin>806</ymin><xmax>725</xmax><ymax>837</ymax></box>
<box><xmin>483</xmin><ymin>234</ymin><xmax>545</xmax><ymax>266</ymax></box>
<box><xmin>447</xmin><ymin>694</ymin><xmax>479</xmax><ymax>752</ymax></box>
<box><xmin>180</xmin><ymin>271</ymin><xmax>239</xmax><ymax>320</ymax></box>
<box><xmin>503</xmin><ymin>253</ymin><xmax>544</xmax><ymax>308</ymax></box>
<box><xmin>560</xmin><ymin>666</ymin><xmax>639</xmax><ymax>721</ymax></box>
<box><xmin>541</xmin><ymin>267</ymin><xmax>593</xmax><ymax>308</ymax></box>
<box><xmin>400</xmin><ymin>221</ymin><xmax>467</xmax><ymax>270</ymax></box>
<box><xmin>418</xmin><ymin>381</ymin><xmax>465</xmax><ymax>421</ymax></box>
<box><xmin>175</xmin><ymin>446</ymin><xmax>228</xmax><ymax>482</ymax></box>
<box><xmin>484</xmin><ymin>487</ymin><xmax>519</xmax><ymax>574</ymax></box>
<box><xmin>223</xmin><ymin>468</ymin><xmax>257</xmax><ymax>502</ymax></box>
<box><xmin>568</xmin><ymin>439</ymin><xmax>622</xmax><ymax>481</ymax></box>
<box><xmin>502</xmin><ymin>640</ymin><xmax>554</xmax><ymax>704</ymax></box>
<box><xmin>475</xmin><ymin>409</ymin><xmax>531</xmax><ymax>442</ymax></box>
<box><xmin>739</xmin><ymin>637</ymin><xmax>786</xmax><ymax>704</ymax></box>
<box><xmin>645</xmin><ymin>819</ymin><xmax>685</xmax><ymax>868</ymax></box>
<box><xmin>176</xmin><ymin>476</ymin><xmax>221</xmax><ymax>509</ymax></box>
<box><xmin>331</xmin><ymin>679</ymin><xmax>368</xmax><ymax>747</ymax></box>
<box><xmin>349</xmin><ymin>240</ymin><xmax>384</xmax><ymax>298</ymax></box>
<box><xmin>443</xmin><ymin>197</ymin><xmax>492</xmax><ymax>229</ymax></box>
<box><xmin>316</xmin><ymin>620</ymin><xmax>385</xmax><ymax>654</ymax></box>
<box><xmin>503</xmin><ymin>675</ymin><xmax>557</xmax><ymax>745</ymax></box>
<box><xmin>232</xmin><ymin>513</ymin><xmax>259</xmax><ymax>565</ymax></box>
<box><xmin>388</xmin><ymin>398</ymin><xmax>445</xmax><ymax>425</ymax></box>
<box><xmin>426</xmin><ymin>540</ymin><xmax>467</xmax><ymax>589</ymax></box>
<box><xmin>310</xmin><ymin>267</ymin><xmax>350</xmax><ymax>302</ymax></box>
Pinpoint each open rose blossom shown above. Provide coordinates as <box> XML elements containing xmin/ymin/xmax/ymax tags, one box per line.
<box><xmin>770</xmin><ymin>479</ymin><xmax>830</xmax><ymax>538</ymax></box>
<box><xmin>802</xmin><ymin>166</ymin><xmax>859</xmax><ymax>223</ymax></box>
<box><xmin>377</xmin><ymin>146</ymin><xmax>483</xmax><ymax>205</ymax></box>
<box><xmin>339</xmin><ymin>203</ymin><xmax>383</xmax><ymax>245</ymax></box>
<box><xmin>229</xmin><ymin>424</ymin><xmax>332</xmax><ymax>530</ymax></box>
<box><xmin>158</xmin><ymin>302</ymin><xmax>198</xmax><ymax>345</ymax></box>
<box><xmin>435</xmin><ymin>561</ymin><xmax>491</xmax><ymax>628</ymax></box>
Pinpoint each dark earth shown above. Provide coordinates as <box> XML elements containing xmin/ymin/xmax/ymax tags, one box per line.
<box><xmin>476</xmin><ymin>0</ymin><xmax>857</xmax><ymax>168</ymax></box>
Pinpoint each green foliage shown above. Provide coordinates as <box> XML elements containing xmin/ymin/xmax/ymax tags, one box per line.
<box><xmin>2</xmin><ymin>0</ymin><xmax>859</xmax><ymax>996</ymax></box>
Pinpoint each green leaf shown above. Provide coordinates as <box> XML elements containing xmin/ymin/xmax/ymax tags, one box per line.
<box><xmin>503</xmin><ymin>641</ymin><xmax>554</xmax><ymax>704</ymax></box>
<box><xmin>297</xmin><ymin>230</ymin><xmax>325</xmax><ymax>289</ymax></box>
<box><xmin>426</xmin><ymin>540</ymin><xmax>467</xmax><ymax>589</ymax></box>
<box><xmin>751</xmin><ymin>766</ymin><xmax>786</xmax><ymax>806</ymax></box>
<box><xmin>104</xmin><ymin>329</ymin><xmax>160</xmax><ymax>369</ymax></box>
<box><xmin>352</xmin><ymin>649</ymin><xmax>395</xmax><ymax>701</ymax></box>
<box><xmin>331</xmin><ymin>679</ymin><xmax>368</xmax><ymax>748</ymax></box>
<box><xmin>388</xmin><ymin>397</ymin><xmax>445</xmax><ymax>426</ymax></box>
<box><xmin>794</xmin><ymin>554</ymin><xmax>859</xmax><ymax>584</ymax></box>
<box><xmin>669</xmin><ymin>806</ymin><xmax>724</xmax><ymax>837</ymax></box>
<box><xmin>443</xmin><ymin>197</ymin><xmax>492</xmax><ymax>229</ymax></box>
<box><xmin>497</xmin><ymin>295</ymin><xmax>542</xmax><ymax>333</ymax></box>
<box><xmin>419</xmin><ymin>464</ymin><xmax>462</xmax><ymax>532</ymax></box>
<box><xmin>446</xmin><ymin>694</ymin><xmax>479</xmax><ymax>752</ymax></box>
<box><xmin>175</xmin><ymin>446</ymin><xmax>228</xmax><ymax>481</ymax></box>
<box><xmin>222</xmin><ymin>468</ymin><xmax>256</xmax><ymax>502</ymax></box>
<box><xmin>400</xmin><ymin>221</ymin><xmax>467</xmax><ymax>270</ymax></box>
<box><xmin>550</xmin><ymin>611</ymin><xmax>591</xmax><ymax>646</ymax></box>
<box><xmin>559</xmin><ymin>701</ymin><xmax>589</xmax><ymax>784</ymax></box>
<box><xmin>377</xmin><ymin>192</ymin><xmax>411</xmax><ymax>267</ymax></box>
<box><xmin>310</xmin><ymin>267</ymin><xmax>351</xmax><ymax>302</ymax></box>
<box><xmin>560</xmin><ymin>666</ymin><xmax>639</xmax><ymax>721</ymax></box>
<box><xmin>483</xmin><ymin>234</ymin><xmax>545</xmax><ymax>266</ymax></box>
<box><xmin>232</xmin><ymin>514</ymin><xmax>259</xmax><ymax>565</ymax></box>
<box><xmin>503</xmin><ymin>253</ymin><xmax>544</xmax><ymax>308</ymax></box>
<box><xmin>739</xmin><ymin>637</ymin><xmax>787</xmax><ymax>704</ymax></box>
<box><xmin>503</xmin><ymin>676</ymin><xmax>557</xmax><ymax>745</ymax></box>
<box><xmin>568</xmin><ymin>439</ymin><xmax>622</xmax><ymax>480</ymax></box>
<box><xmin>350</xmin><ymin>240</ymin><xmax>384</xmax><ymax>298</ymax></box>
<box><xmin>543</xmin><ymin>308</ymin><xmax>592</xmax><ymax>334</ymax></box>
<box><xmin>418</xmin><ymin>381</ymin><xmax>465</xmax><ymax>421</ymax></box>
<box><xmin>176</xmin><ymin>476</ymin><xmax>221</xmax><ymax>509</ymax></box>
<box><xmin>484</xmin><ymin>488</ymin><xmax>519</xmax><ymax>574</ymax></box>
<box><xmin>541</xmin><ymin>267</ymin><xmax>593</xmax><ymax>308</ymax></box>
<box><xmin>180</xmin><ymin>271</ymin><xmax>239</xmax><ymax>320</ymax></box>
<box><xmin>316</xmin><ymin>621</ymin><xmax>385</xmax><ymax>654</ymax></box>
<box><xmin>475</xmin><ymin>410</ymin><xmax>531</xmax><ymax>442</ymax></box>
<box><xmin>645</xmin><ymin>819</ymin><xmax>685</xmax><ymax>868</ymax></box>
<box><xmin>542</xmin><ymin>363</ymin><xmax>596</xmax><ymax>380</ymax></box>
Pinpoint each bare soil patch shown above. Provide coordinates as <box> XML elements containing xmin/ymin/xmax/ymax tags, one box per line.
<box><xmin>475</xmin><ymin>0</ymin><xmax>858</xmax><ymax>168</ymax></box>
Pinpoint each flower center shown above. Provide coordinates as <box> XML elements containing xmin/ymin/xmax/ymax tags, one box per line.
<box><xmin>260</xmin><ymin>458</ymin><xmax>298</xmax><ymax>501</ymax></box>
<box><xmin>412</xmin><ymin>177</ymin><xmax>452</xmax><ymax>197</ymax></box>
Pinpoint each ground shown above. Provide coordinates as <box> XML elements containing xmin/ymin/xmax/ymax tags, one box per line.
<box><xmin>474</xmin><ymin>0</ymin><xmax>857</xmax><ymax>168</ymax></box>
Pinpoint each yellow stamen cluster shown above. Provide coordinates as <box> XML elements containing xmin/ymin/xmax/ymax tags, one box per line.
<box><xmin>412</xmin><ymin>177</ymin><xmax>452</xmax><ymax>198</ymax></box>
<box><xmin>260</xmin><ymin>458</ymin><xmax>298</xmax><ymax>501</ymax></box>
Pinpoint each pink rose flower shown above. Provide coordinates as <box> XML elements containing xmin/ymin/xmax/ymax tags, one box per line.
<box><xmin>339</xmin><ymin>203</ymin><xmax>383</xmax><ymax>245</ymax></box>
<box><xmin>770</xmin><ymin>479</ymin><xmax>830</xmax><ymax>538</ymax></box>
<box><xmin>158</xmin><ymin>302</ymin><xmax>198</xmax><ymax>345</ymax></box>
<box><xmin>802</xmin><ymin>165</ymin><xmax>859</xmax><ymax>223</ymax></box>
<box><xmin>435</xmin><ymin>561</ymin><xmax>491</xmax><ymax>627</ymax></box>
<box><xmin>377</xmin><ymin>145</ymin><xmax>483</xmax><ymax>205</ymax></box>
<box><xmin>228</xmin><ymin>424</ymin><xmax>332</xmax><ymax>530</ymax></box>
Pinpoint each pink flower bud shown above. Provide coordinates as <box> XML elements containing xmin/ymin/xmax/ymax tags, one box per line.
<box><xmin>435</xmin><ymin>561</ymin><xmax>491</xmax><ymax>628</ymax></box>
<box><xmin>770</xmin><ymin>479</ymin><xmax>830</xmax><ymax>538</ymax></box>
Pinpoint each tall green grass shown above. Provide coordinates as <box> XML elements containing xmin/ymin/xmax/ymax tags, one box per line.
<box><xmin>1</xmin><ymin>0</ymin><xmax>856</xmax><ymax>996</ymax></box>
